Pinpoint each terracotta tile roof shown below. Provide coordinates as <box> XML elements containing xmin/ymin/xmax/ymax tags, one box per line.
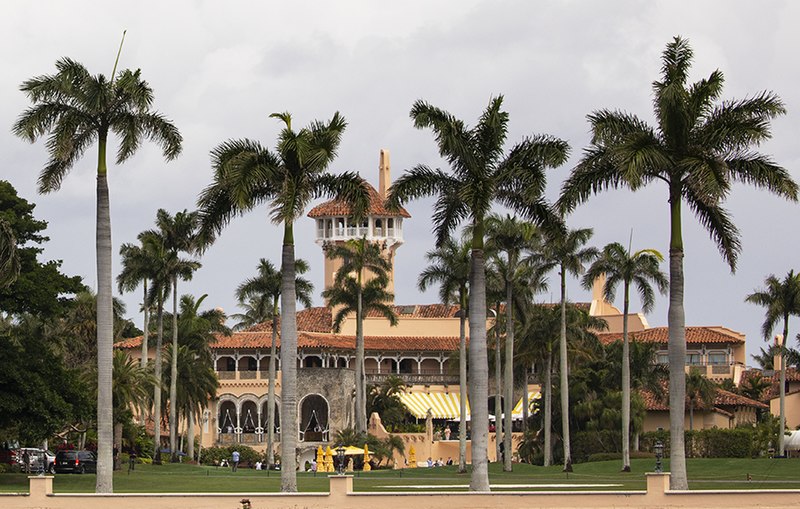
<box><xmin>210</xmin><ymin>330</ymin><xmax>461</xmax><ymax>352</ymax></box>
<box><xmin>640</xmin><ymin>383</ymin><xmax>767</xmax><ymax>411</ymax></box>
<box><xmin>307</xmin><ymin>183</ymin><xmax>410</xmax><ymax>218</ymax></box>
<box><xmin>115</xmin><ymin>336</ymin><xmax>143</xmax><ymax>349</ymax></box>
<box><xmin>243</xmin><ymin>307</ymin><xmax>333</xmax><ymax>333</ymax></box>
<box><xmin>597</xmin><ymin>326</ymin><xmax>745</xmax><ymax>345</ymax></box>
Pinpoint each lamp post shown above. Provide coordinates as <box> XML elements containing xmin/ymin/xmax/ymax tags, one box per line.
<box><xmin>336</xmin><ymin>446</ymin><xmax>346</xmax><ymax>475</ymax></box>
<box><xmin>654</xmin><ymin>440</ymin><xmax>664</xmax><ymax>473</ymax></box>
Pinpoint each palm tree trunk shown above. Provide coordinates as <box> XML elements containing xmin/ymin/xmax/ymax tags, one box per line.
<box><xmin>169</xmin><ymin>276</ymin><xmax>179</xmax><ymax>462</ymax></box>
<box><xmin>187</xmin><ymin>411</ymin><xmax>196</xmax><ymax>461</ymax></box>
<box><xmin>621</xmin><ymin>282</ymin><xmax>631</xmax><ymax>472</ymax></box>
<box><xmin>544</xmin><ymin>346</ymin><xmax>552</xmax><ymax>467</ymax></box>
<box><xmin>279</xmin><ymin>227</ymin><xmax>298</xmax><ymax>493</ymax></box>
<box><xmin>780</xmin><ymin>317</ymin><xmax>788</xmax><ymax>456</ymax></box>
<box><xmin>141</xmin><ymin>280</ymin><xmax>149</xmax><ymax>369</ymax></box>
<box><xmin>95</xmin><ymin>158</ymin><xmax>114</xmax><ymax>493</ymax></box>
<box><xmin>458</xmin><ymin>295</ymin><xmax>467</xmax><ymax>473</ymax></box>
<box><xmin>153</xmin><ymin>294</ymin><xmax>164</xmax><ymax>464</ymax></box>
<box><xmin>468</xmin><ymin>247</ymin><xmax>490</xmax><ymax>491</ymax></box>
<box><xmin>522</xmin><ymin>368</ymin><xmax>529</xmax><ymax>432</ymax></box>
<box><xmin>559</xmin><ymin>266</ymin><xmax>572</xmax><ymax>472</ymax></box>
<box><xmin>267</xmin><ymin>301</ymin><xmax>278</xmax><ymax>467</ymax></box>
<box><xmin>356</xmin><ymin>284</ymin><xmax>366</xmax><ymax>434</ymax></box>
<box><xmin>113</xmin><ymin>422</ymin><xmax>123</xmax><ymax>471</ymax></box>
<box><xmin>668</xmin><ymin>195</ymin><xmax>688</xmax><ymax>490</ymax></box>
<box><xmin>503</xmin><ymin>275</ymin><xmax>514</xmax><ymax>472</ymax></box>
<box><xmin>689</xmin><ymin>404</ymin><xmax>694</xmax><ymax>431</ymax></box>
<box><xmin>139</xmin><ymin>280</ymin><xmax>150</xmax><ymax>426</ymax></box>
<box><xmin>494</xmin><ymin>303</ymin><xmax>502</xmax><ymax>464</ymax></box>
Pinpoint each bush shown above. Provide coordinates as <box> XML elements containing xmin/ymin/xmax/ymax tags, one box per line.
<box><xmin>587</xmin><ymin>451</ymin><xmax>655</xmax><ymax>463</ymax></box>
<box><xmin>0</xmin><ymin>463</ymin><xmax>10</xmax><ymax>474</ymax></box>
<box><xmin>641</xmin><ymin>428</ymin><xmax>756</xmax><ymax>458</ymax></box>
<box><xmin>199</xmin><ymin>446</ymin><xmax>263</xmax><ymax>466</ymax></box>
<box><xmin>572</xmin><ymin>430</ymin><xmax>621</xmax><ymax>463</ymax></box>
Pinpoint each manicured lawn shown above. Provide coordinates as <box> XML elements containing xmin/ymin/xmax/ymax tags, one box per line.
<box><xmin>2</xmin><ymin>458</ymin><xmax>799</xmax><ymax>493</ymax></box>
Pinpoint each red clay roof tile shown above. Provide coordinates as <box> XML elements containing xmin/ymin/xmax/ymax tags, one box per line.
<box><xmin>307</xmin><ymin>183</ymin><xmax>410</xmax><ymax>218</ymax></box>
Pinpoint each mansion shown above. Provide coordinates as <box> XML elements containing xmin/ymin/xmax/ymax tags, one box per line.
<box><xmin>117</xmin><ymin>149</ymin><xmax>765</xmax><ymax>462</ymax></box>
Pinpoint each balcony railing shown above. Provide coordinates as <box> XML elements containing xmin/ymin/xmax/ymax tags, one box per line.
<box><xmin>366</xmin><ymin>372</ymin><xmax>459</xmax><ymax>385</ymax></box>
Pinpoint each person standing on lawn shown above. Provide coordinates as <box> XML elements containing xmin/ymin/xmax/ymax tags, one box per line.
<box><xmin>232</xmin><ymin>450</ymin><xmax>240</xmax><ymax>472</ymax></box>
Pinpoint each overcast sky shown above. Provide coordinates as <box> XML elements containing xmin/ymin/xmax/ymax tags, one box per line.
<box><xmin>2</xmin><ymin>1</ymin><xmax>798</xmax><ymax>366</ymax></box>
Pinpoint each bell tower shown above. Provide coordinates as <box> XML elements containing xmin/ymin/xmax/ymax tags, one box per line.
<box><xmin>307</xmin><ymin>149</ymin><xmax>411</xmax><ymax>304</ymax></box>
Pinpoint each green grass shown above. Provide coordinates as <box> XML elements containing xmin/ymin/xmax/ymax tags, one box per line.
<box><xmin>1</xmin><ymin>458</ymin><xmax>799</xmax><ymax>493</ymax></box>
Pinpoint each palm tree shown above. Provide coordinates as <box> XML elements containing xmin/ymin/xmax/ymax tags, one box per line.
<box><xmin>559</xmin><ymin>36</ymin><xmax>797</xmax><ymax>488</ymax></box>
<box><xmin>235</xmin><ymin>258</ymin><xmax>312</xmax><ymax>467</ymax></box>
<box><xmin>485</xmin><ymin>214</ymin><xmax>538</xmax><ymax>472</ymax></box>
<box><xmin>538</xmin><ymin>226</ymin><xmax>597</xmax><ymax>471</ymax></box>
<box><xmin>745</xmin><ymin>270</ymin><xmax>800</xmax><ymax>456</ymax></box>
<box><xmin>14</xmin><ymin>56</ymin><xmax>182</xmax><ymax>492</ymax></box>
<box><xmin>163</xmin><ymin>294</ymin><xmax>223</xmax><ymax>461</ymax></box>
<box><xmin>387</xmin><ymin>96</ymin><xmax>568</xmax><ymax>491</ymax></box>
<box><xmin>582</xmin><ymin>242</ymin><xmax>667</xmax><ymax>471</ymax></box>
<box><xmin>118</xmin><ymin>240</ymin><xmax>157</xmax><ymax>370</ymax></box>
<box><xmin>740</xmin><ymin>372</ymin><xmax>771</xmax><ymax>402</ymax></box>
<box><xmin>197</xmin><ymin>111</ymin><xmax>369</xmax><ymax>492</ymax></box>
<box><xmin>323</xmin><ymin>275</ymin><xmax>398</xmax><ymax>426</ymax></box>
<box><xmin>323</xmin><ymin>237</ymin><xmax>394</xmax><ymax>433</ymax></box>
<box><xmin>0</xmin><ymin>219</ymin><xmax>19</xmax><ymax>289</ymax></box>
<box><xmin>685</xmin><ymin>367</ymin><xmax>717</xmax><ymax>430</ymax></box>
<box><xmin>112</xmin><ymin>350</ymin><xmax>154</xmax><ymax>469</ymax></box>
<box><xmin>148</xmin><ymin>209</ymin><xmax>201</xmax><ymax>462</ymax></box>
<box><xmin>418</xmin><ymin>236</ymin><xmax>471</xmax><ymax>472</ymax></box>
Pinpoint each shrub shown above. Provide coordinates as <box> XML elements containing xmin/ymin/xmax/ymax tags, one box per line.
<box><xmin>0</xmin><ymin>463</ymin><xmax>10</xmax><ymax>474</ymax></box>
<box><xmin>199</xmin><ymin>446</ymin><xmax>263</xmax><ymax>466</ymax></box>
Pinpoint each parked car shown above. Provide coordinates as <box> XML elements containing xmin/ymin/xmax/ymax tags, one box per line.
<box><xmin>54</xmin><ymin>450</ymin><xmax>97</xmax><ymax>474</ymax></box>
<box><xmin>0</xmin><ymin>447</ymin><xmax>54</xmax><ymax>473</ymax></box>
<box><xmin>18</xmin><ymin>448</ymin><xmax>55</xmax><ymax>473</ymax></box>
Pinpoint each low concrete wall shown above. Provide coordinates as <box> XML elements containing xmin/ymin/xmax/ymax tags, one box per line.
<box><xmin>5</xmin><ymin>474</ymin><xmax>800</xmax><ymax>509</ymax></box>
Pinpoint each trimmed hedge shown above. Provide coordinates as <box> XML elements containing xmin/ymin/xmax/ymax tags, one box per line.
<box><xmin>641</xmin><ymin>428</ymin><xmax>759</xmax><ymax>458</ymax></box>
<box><xmin>199</xmin><ymin>446</ymin><xmax>263</xmax><ymax>466</ymax></box>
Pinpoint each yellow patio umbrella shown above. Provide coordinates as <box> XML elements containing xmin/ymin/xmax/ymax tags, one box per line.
<box><xmin>362</xmin><ymin>443</ymin><xmax>371</xmax><ymax>471</ymax></box>
<box><xmin>324</xmin><ymin>446</ymin><xmax>334</xmax><ymax>473</ymax></box>
<box><xmin>408</xmin><ymin>445</ymin><xmax>416</xmax><ymax>468</ymax></box>
<box><xmin>316</xmin><ymin>446</ymin><xmax>325</xmax><ymax>470</ymax></box>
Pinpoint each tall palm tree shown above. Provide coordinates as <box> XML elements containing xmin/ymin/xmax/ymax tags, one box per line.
<box><xmin>418</xmin><ymin>236</ymin><xmax>471</xmax><ymax>472</ymax></box>
<box><xmin>323</xmin><ymin>237</ymin><xmax>394</xmax><ymax>433</ymax></box>
<box><xmin>148</xmin><ymin>209</ymin><xmax>201</xmax><ymax>462</ymax></box>
<box><xmin>559</xmin><ymin>37</ymin><xmax>797</xmax><ymax>488</ymax></box>
<box><xmin>387</xmin><ymin>96</ymin><xmax>568</xmax><ymax>491</ymax></box>
<box><xmin>685</xmin><ymin>366</ymin><xmax>717</xmax><ymax>431</ymax></box>
<box><xmin>485</xmin><ymin>213</ymin><xmax>538</xmax><ymax>472</ymax></box>
<box><xmin>0</xmin><ymin>219</ymin><xmax>19</xmax><ymax>289</ymax></box>
<box><xmin>582</xmin><ymin>242</ymin><xmax>667</xmax><ymax>471</ymax></box>
<box><xmin>538</xmin><ymin>227</ymin><xmax>597</xmax><ymax>471</ymax></box>
<box><xmin>745</xmin><ymin>270</ymin><xmax>800</xmax><ymax>456</ymax></box>
<box><xmin>14</xmin><ymin>56</ymin><xmax>181</xmax><ymax>492</ymax></box>
<box><xmin>235</xmin><ymin>258</ymin><xmax>312</xmax><ymax>467</ymax></box>
<box><xmin>197</xmin><ymin>111</ymin><xmax>369</xmax><ymax>492</ymax></box>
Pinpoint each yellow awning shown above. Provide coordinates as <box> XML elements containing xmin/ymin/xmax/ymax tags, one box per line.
<box><xmin>511</xmin><ymin>392</ymin><xmax>541</xmax><ymax>418</ymax></box>
<box><xmin>398</xmin><ymin>392</ymin><xmax>471</xmax><ymax>419</ymax></box>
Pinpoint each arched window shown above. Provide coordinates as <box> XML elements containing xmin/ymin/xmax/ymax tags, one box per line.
<box><xmin>218</xmin><ymin>401</ymin><xmax>237</xmax><ymax>434</ymax></box>
<box><xmin>240</xmin><ymin>401</ymin><xmax>258</xmax><ymax>433</ymax></box>
<box><xmin>299</xmin><ymin>394</ymin><xmax>329</xmax><ymax>442</ymax></box>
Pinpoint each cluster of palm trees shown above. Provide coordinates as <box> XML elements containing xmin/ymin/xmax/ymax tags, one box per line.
<box><xmin>14</xmin><ymin>35</ymin><xmax>796</xmax><ymax>493</ymax></box>
<box><xmin>117</xmin><ymin>209</ymin><xmax>205</xmax><ymax>464</ymax></box>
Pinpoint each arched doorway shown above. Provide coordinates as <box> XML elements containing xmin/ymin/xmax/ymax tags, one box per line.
<box><xmin>217</xmin><ymin>400</ymin><xmax>237</xmax><ymax>439</ymax></box>
<box><xmin>299</xmin><ymin>394</ymin><xmax>329</xmax><ymax>442</ymax></box>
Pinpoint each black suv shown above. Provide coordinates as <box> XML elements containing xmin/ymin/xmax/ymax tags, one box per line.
<box><xmin>54</xmin><ymin>450</ymin><xmax>97</xmax><ymax>474</ymax></box>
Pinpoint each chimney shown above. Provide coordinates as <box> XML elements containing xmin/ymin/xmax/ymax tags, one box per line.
<box><xmin>379</xmin><ymin>149</ymin><xmax>390</xmax><ymax>199</ymax></box>
<box><xmin>774</xmin><ymin>334</ymin><xmax>784</xmax><ymax>371</ymax></box>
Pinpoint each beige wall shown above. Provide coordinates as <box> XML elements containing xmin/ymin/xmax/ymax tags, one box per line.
<box><xmin>772</xmin><ymin>391</ymin><xmax>800</xmax><ymax>430</ymax></box>
<box><xmin>12</xmin><ymin>474</ymin><xmax>800</xmax><ymax>509</ymax></box>
<box><xmin>643</xmin><ymin>410</ymin><xmax>733</xmax><ymax>433</ymax></box>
